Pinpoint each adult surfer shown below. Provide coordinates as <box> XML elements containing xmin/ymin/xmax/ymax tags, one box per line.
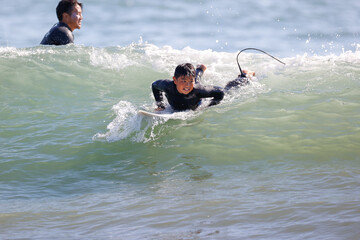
<box><xmin>41</xmin><ymin>0</ymin><xmax>83</xmax><ymax>45</ymax></box>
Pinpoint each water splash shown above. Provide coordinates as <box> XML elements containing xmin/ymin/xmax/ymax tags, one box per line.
<box><xmin>93</xmin><ymin>101</ymin><xmax>145</xmax><ymax>142</ymax></box>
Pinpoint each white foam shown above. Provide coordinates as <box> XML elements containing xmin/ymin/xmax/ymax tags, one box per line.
<box><xmin>92</xmin><ymin>99</ymin><xmax>203</xmax><ymax>143</ymax></box>
<box><xmin>93</xmin><ymin>101</ymin><xmax>142</xmax><ymax>142</ymax></box>
<box><xmin>89</xmin><ymin>47</ymin><xmax>138</xmax><ymax>71</ymax></box>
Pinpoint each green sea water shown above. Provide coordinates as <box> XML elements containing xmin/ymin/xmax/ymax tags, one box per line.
<box><xmin>1</xmin><ymin>44</ymin><xmax>360</xmax><ymax>239</ymax></box>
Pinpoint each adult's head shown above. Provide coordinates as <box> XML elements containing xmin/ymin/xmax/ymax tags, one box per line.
<box><xmin>56</xmin><ymin>0</ymin><xmax>83</xmax><ymax>31</ymax></box>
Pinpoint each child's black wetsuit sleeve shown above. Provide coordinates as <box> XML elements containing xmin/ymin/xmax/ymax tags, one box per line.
<box><xmin>151</xmin><ymin>79</ymin><xmax>170</xmax><ymax>109</ymax></box>
<box><xmin>196</xmin><ymin>85</ymin><xmax>224</xmax><ymax>107</ymax></box>
<box><xmin>195</xmin><ymin>68</ymin><xmax>204</xmax><ymax>83</ymax></box>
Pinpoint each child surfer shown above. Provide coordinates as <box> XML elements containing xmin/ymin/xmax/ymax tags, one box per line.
<box><xmin>151</xmin><ymin>63</ymin><xmax>254</xmax><ymax>111</ymax></box>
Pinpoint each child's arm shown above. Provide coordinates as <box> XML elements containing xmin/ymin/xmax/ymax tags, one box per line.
<box><xmin>151</xmin><ymin>80</ymin><xmax>167</xmax><ymax>111</ymax></box>
<box><xmin>208</xmin><ymin>87</ymin><xmax>224</xmax><ymax>107</ymax></box>
<box><xmin>195</xmin><ymin>64</ymin><xmax>207</xmax><ymax>83</ymax></box>
<box><xmin>198</xmin><ymin>85</ymin><xmax>224</xmax><ymax>107</ymax></box>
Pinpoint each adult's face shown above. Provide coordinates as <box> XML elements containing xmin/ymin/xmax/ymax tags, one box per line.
<box><xmin>63</xmin><ymin>4</ymin><xmax>83</xmax><ymax>31</ymax></box>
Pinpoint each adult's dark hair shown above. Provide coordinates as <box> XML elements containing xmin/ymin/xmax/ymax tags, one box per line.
<box><xmin>56</xmin><ymin>0</ymin><xmax>83</xmax><ymax>21</ymax></box>
<box><xmin>174</xmin><ymin>63</ymin><xmax>196</xmax><ymax>79</ymax></box>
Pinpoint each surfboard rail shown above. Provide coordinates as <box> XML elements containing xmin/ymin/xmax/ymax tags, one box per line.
<box><xmin>138</xmin><ymin>110</ymin><xmax>173</xmax><ymax>118</ymax></box>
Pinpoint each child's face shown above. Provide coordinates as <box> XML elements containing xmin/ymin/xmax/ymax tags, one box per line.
<box><xmin>173</xmin><ymin>75</ymin><xmax>195</xmax><ymax>95</ymax></box>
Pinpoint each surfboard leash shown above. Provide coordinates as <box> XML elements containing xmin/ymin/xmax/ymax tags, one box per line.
<box><xmin>236</xmin><ymin>48</ymin><xmax>286</xmax><ymax>77</ymax></box>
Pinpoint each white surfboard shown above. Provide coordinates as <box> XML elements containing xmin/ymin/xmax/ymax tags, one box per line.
<box><xmin>138</xmin><ymin>110</ymin><xmax>173</xmax><ymax>118</ymax></box>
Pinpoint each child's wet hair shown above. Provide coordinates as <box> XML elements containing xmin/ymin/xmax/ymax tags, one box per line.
<box><xmin>174</xmin><ymin>63</ymin><xmax>196</xmax><ymax>79</ymax></box>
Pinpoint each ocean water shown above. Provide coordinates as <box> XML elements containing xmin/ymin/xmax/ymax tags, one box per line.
<box><xmin>1</xmin><ymin>1</ymin><xmax>360</xmax><ymax>239</ymax></box>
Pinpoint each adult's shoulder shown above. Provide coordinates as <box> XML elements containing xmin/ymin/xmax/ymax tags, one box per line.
<box><xmin>41</xmin><ymin>22</ymin><xmax>74</xmax><ymax>45</ymax></box>
<box><xmin>54</xmin><ymin>23</ymin><xmax>74</xmax><ymax>42</ymax></box>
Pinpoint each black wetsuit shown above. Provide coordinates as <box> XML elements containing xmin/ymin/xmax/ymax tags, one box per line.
<box><xmin>152</xmin><ymin>80</ymin><xmax>224</xmax><ymax>111</ymax></box>
<box><xmin>40</xmin><ymin>22</ymin><xmax>74</xmax><ymax>45</ymax></box>
<box><xmin>224</xmin><ymin>76</ymin><xmax>249</xmax><ymax>90</ymax></box>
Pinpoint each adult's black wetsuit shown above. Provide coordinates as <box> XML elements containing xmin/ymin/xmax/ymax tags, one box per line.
<box><xmin>40</xmin><ymin>22</ymin><xmax>74</xmax><ymax>45</ymax></box>
<box><xmin>152</xmin><ymin>80</ymin><xmax>224</xmax><ymax>111</ymax></box>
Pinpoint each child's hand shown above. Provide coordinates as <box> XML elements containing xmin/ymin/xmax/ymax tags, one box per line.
<box><xmin>154</xmin><ymin>106</ymin><xmax>165</xmax><ymax>111</ymax></box>
<box><xmin>197</xmin><ymin>64</ymin><xmax>207</xmax><ymax>72</ymax></box>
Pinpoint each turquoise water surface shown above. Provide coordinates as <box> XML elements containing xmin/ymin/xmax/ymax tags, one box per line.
<box><xmin>1</xmin><ymin>0</ymin><xmax>360</xmax><ymax>239</ymax></box>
